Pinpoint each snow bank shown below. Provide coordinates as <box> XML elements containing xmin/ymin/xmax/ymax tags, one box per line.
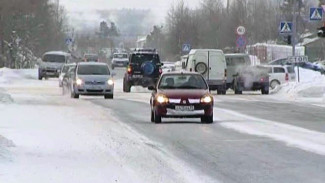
<box><xmin>274</xmin><ymin>67</ymin><xmax>325</xmax><ymax>102</ymax></box>
<box><xmin>0</xmin><ymin>68</ymin><xmax>38</xmax><ymax>84</ymax></box>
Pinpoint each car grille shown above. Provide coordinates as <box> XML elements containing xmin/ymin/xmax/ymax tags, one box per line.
<box><xmin>45</xmin><ymin>69</ymin><xmax>57</xmax><ymax>72</ymax></box>
<box><xmin>85</xmin><ymin>81</ymin><xmax>105</xmax><ymax>85</ymax></box>
<box><xmin>86</xmin><ymin>89</ymin><xmax>104</xmax><ymax>93</ymax></box>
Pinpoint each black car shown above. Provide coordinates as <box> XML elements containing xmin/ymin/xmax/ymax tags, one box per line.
<box><xmin>123</xmin><ymin>49</ymin><xmax>163</xmax><ymax>92</ymax></box>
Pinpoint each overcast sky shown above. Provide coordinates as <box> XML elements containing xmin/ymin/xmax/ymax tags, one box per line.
<box><xmin>60</xmin><ymin>0</ymin><xmax>201</xmax><ymax>29</ymax></box>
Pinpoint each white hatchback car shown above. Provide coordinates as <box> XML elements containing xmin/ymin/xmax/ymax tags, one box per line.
<box><xmin>263</xmin><ymin>65</ymin><xmax>296</xmax><ymax>89</ymax></box>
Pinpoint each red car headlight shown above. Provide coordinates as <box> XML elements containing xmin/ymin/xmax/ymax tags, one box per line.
<box><xmin>156</xmin><ymin>94</ymin><xmax>169</xmax><ymax>104</ymax></box>
<box><xmin>200</xmin><ymin>95</ymin><xmax>213</xmax><ymax>103</ymax></box>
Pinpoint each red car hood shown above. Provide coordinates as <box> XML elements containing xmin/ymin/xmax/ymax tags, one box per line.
<box><xmin>158</xmin><ymin>89</ymin><xmax>209</xmax><ymax>99</ymax></box>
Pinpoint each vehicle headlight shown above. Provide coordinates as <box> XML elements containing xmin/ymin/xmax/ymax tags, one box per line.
<box><xmin>201</xmin><ymin>95</ymin><xmax>213</xmax><ymax>103</ymax></box>
<box><xmin>57</xmin><ymin>69</ymin><xmax>61</xmax><ymax>73</ymax></box>
<box><xmin>107</xmin><ymin>79</ymin><xmax>114</xmax><ymax>85</ymax></box>
<box><xmin>156</xmin><ymin>94</ymin><xmax>169</xmax><ymax>104</ymax></box>
<box><xmin>76</xmin><ymin>78</ymin><xmax>83</xmax><ymax>85</ymax></box>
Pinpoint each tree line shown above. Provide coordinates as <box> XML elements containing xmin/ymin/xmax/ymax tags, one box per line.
<box><xmin>145</xmin><ymin>0</ymin><xmax>320</xmax><ymax>61</ymax></box>
<box><xmin>0</xmin><ymin>0</ymin><xmax>68</xmax><ymax>68</ymax></box>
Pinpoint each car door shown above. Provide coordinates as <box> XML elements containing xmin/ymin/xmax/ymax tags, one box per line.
<box><xmin>273</xmin><ymin>67</ymin><xmax>286</xmax><ymax>84</ymax></box>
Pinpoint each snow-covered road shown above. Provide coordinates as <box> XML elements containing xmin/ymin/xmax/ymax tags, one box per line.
<box><xmin>1</xmin><ymin>68</ymin><xmax>325</xmax><ymax>183</ymax></box>
<box><xmin>0</xmin><ymin>69</ymin><xmax>215</xmax><ymax>183</ymax></box>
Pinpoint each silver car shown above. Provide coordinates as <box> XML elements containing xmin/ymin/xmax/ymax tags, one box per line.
<box><xmin>59</xmin><ymin>63</ymin><xmax>76</xmax><ymax>87</ymax></box>
<box><xmin>69</xmin><ymin>62</ymin><xmax>115</xmax><ymax>99</ymax></box>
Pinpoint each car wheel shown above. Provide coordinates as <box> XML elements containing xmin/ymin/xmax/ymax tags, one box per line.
<box><xmin>154</xmin><ymin>111</ymin><xmax>161</xmax><ymax>123</ymax></box>
<box><xmin>112</xmin><ymin>65</ymin><xmax>115</xmax><ymax>70</ymax></box>
<box><xmin>151</xmin><ymin>110</ymin><xmax>154</xmax><ymax>122</ymax></box>
<box><xmin>234</xmin><ymin>89</ymin><xmax>243</xmax><ymax>95</ymax></box>
<box><xmin>38</xmin><ymin>74</ymin><xmax>43</xmax><ymax>80</ymax></box>
<box><xmin>201</xmin><ymin>115</ymin><xmax>213</xmax><ymax>123</ymax></box>
<box><xmin>104</xmin><ymin>94</ymin><xmax>114</xmax><ymax>99</ymax></box>
<box><xmin>270</xmin><ymin>80</ymin><xmax>280</xmax><ymax>89</ymax></box>
<box><xmin>70</xmin><ymin>85</ymin><xmax>79</xmax><ymax>99</ymax></box>
<box><xmin>123</xmin><ymin>80</ymin><xmax>131</xmax><ymax>93</ymax></box>
<box><xmin>261</xmin><ymin>88</ymin><xmax>269</xmax><ymax>95</ymax></box>
<box><xmin>195</xmin><ymin>62</ymin><xmax>208</xmax><ymax>75</ymax></box>
<box><xmin>62</xmin><ymin>85</ymin><xmax>66</xmax><ymax>95</ymax></box>
<box><xmin>71</xmin><ymin>92</ymin><xmax>79</xmax><ymax>99</ymax></box>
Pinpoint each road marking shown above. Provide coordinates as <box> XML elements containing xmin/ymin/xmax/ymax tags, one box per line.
<box><xmin>312</xmin><ymin>104</ymin><xmax>325</xmax><ymax>108</ymax></box>
<box><xmin>215</xmin><ymin>108</ymin><xmax>325</xmax><ymax>156</ymax></box>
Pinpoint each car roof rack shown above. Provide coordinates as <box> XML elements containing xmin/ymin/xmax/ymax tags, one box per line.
<box><xmin>133</xmin><ymin>48</ymin><xmax>157</xmax><ymax>53</ymax></box>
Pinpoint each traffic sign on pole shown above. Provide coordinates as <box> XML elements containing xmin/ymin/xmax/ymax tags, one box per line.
<box><xmin>236</xmin><ymin>26</ymin><xmax>246</xmax><ymax>36</ymax></box>
<box><xmin>182</xmin><ymin>44</ymin><xmax>191</xmax><ymax>53</ymax></box>
<box><xmin>287</xmin><ymin>56</ymin><xmax>308</xmax><ymax>64</ymax></box>
<box><xmin>65</xmin><ymin>37</ymin><xmax>73</xmax><ymax>45</ymax></box>
<box><xmin>236</xmin><ymin>36</ymin><xmax>246</xmax><ymax>48</ymax></box>
<box><xmin>280</xmin><ymin>22</ymin><xmax>292</xmax><ymax>34</ymax></box>
<box><xmin>310</xmin><ymin>7</ymin><xmax>323</xmax><ymax>21</ymax></box>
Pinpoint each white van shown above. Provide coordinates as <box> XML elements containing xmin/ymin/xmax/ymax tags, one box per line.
<box><xmin>39</xmin><ymin>51</ymin><xmax>71</xmax><ymax>80</ymax></box>
<box><xmin>184</xmin><ymin>49</ymin><xmax>227</xmax><ymax>94</ymax></box>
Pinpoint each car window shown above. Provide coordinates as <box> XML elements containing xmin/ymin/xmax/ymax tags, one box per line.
<box><xmin>43</xmin><ymin>54</ymin><xmax>66</xmax><ymax>63</ymax></box>
<box><xmin>226</xmin><ymin>57</ymin><xmax>249</xmax><ymax>66</ymax></box>
<box><xmin>274</xmin><ymin>67</ymin><xmax>285</xmax><ymax>73</ymax></box>
<box><xmin>131</xmin><ymin>54</ymin><xmax>160</xmax><ymax>64</ymax></box>
<box><xmin>286</xmin><ymin>67</ymin><xmax>295</xmax><ymax>73</ymax></box>
<box><xmin>85</xmin><ymin>55</ymin><xmax>98</xmax><ymax>62</ymax></box>
<box><xmin>77</xmin><ymin>65</ymin><xmax>110</xmax><ymax>75</ymax></box>
<box><xmin>158</xmin><ymin>74</ymin><xmax>208</xmax><ymax>89</ymax></box>
<box><xmin>114</xmin><ymin>54</ymin><xmax>128</xmax><ymax>59</ymax></box>
<box><xmin>62</xmin><ymin>66</ymin><xmax>69</xmax><ymax>73</ymax></box>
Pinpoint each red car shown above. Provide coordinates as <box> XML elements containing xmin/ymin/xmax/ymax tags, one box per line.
<box><xmin>149</xmin><ymin>72</ymin><xmax>214</xmax><ymax>123</ymax></box>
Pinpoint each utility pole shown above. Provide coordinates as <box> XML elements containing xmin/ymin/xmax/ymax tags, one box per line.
<box><xmin>292</xmin><ymin>0</ymin><xmax>300</xmax><ymax>82</ymax></box>
<box><xmin>57</xmin><ymin>0</ymin><xmax>60</xmax><ymax>21</ymax></box>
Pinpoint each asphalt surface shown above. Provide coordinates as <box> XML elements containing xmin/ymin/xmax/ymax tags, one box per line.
<box><xmin>86</xmin><ymin>68</ymin><xmax>325</xmax><ymax>183</ymax></box>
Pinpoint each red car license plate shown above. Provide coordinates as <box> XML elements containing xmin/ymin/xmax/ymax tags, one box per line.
<box><xmin>175</xmin><ymin>105</ymin><xmax>194</xmax><ymax>111</ymax></box>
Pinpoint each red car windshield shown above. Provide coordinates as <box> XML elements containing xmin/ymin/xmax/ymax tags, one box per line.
<box><xmin>158</xmin><ymin>74</ymin><xmax>208</xmax><ymax>90</ymax></box>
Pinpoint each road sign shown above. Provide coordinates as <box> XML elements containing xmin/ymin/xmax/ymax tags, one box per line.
<box><xmin>287</xmin><ymin>56</ymin><xmax>308</xmax><ymax>64</ymax></box>
<box><xmin>280</xmin><ymin>22</ymin><xmax>292</xmax><ymax>34</ymax></box>
<box><xmin>310</xmin><ymin>7</ymin><xmax>323</xmax><ymax>21</ymax></box>
<box><xmin>236</xmin><ymin>26</ymin><xmax>246</xmax><ymax>36</ymax></box>
<box><xmin>65</xmin><ymin>37</ymin><xmax>73</xmax><ymax>45</ymax></box>
<box><xmin>182</xmin><ymin>44</ymin><xmax>191</xmax><ymax>52</ymax></box>
<box><xmin>236</xmin><ymin>36</ymin><xmax>246</xmax><ymax>48</ymax></box>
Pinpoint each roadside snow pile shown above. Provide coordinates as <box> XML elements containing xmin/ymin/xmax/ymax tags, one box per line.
<box><xmin>275</xmin><ymin>67</ymin><xmax>325</xmax><ymax>102</ymax></box>
<box><xmin>0</xmin><ymin>68</ymin><xmax>37</xmax><ymax>84</ymax></box>
<box><xmin>0</xmin><ymin>91</ymin><xmax>14</xmax><ymax>103</ymax></box>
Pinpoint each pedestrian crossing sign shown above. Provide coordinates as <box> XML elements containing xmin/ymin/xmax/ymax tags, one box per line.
<box><xmin>280</xmin><ymin>22</ymin><xmax>292</xmax><ymax>34</ymax></box>
<box><xmin>182</xmin><ymin>44</ymin><xmax>191</xmax><ymax>52</ymax></box>
<box><xmin>310</xmin><ymin>7</ymin><xmax>323</xmax><ymax>21</ymax></box>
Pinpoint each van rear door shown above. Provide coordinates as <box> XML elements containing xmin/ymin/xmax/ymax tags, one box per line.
<box><xmin>208</xmin><ymin>51</ymin><xmax>226</xmax><ymax>81</ymax></box>
<box><xmin>194</xmin><ymin>51</ymin><xmax>209</xmax><ymax>79</ymax></box>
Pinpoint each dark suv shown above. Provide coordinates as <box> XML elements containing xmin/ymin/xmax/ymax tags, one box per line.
<box><xmin>123</xmin><ymin>49</ymin><xmax>163</xmax><ymax>92</ymax></box>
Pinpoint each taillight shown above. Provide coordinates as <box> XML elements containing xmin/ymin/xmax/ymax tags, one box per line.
<box><xmin>159</xmin><ymin>68</ymin><xmax>162</xmax><ymax>74</ymax></box>
<box><xmin>260</xmin><ymin>78</ymin><xmax>265</xmax><ymax>82</ymax></box>
<box><xmin>127</xmin><ymin>66</ymin><xmax>132</xmax><ymax>74</ymax></box>
<box><xmin>285</xmin><ymin>73</ymin><xmax>289</xmax><ymax>81</ymax></box>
